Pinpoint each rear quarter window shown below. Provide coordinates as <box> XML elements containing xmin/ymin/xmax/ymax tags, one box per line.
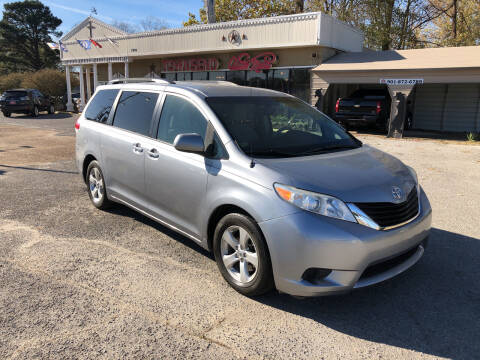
<box><xmin>84</xmin><ymin>89</ymin><xmax>120</xmax><ymax>124</ymax></box>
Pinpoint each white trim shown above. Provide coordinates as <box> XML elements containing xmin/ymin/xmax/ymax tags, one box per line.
<box><xmin>160</xmin><ymin>65</ymin><xmax>315</xmax><ymax>73</ymax></box>
<box><xmin>62</xmin><ymin>56</ymin><xmax>129</xmax><ymax>65</ymax></box>
<box><xmin>61</xmin><ymin>16</ymin><xmax>126</xmax><ymax>42</ymax></box>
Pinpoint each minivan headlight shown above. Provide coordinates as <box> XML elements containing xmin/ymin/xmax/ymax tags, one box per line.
<box><xmin>274</xmin><ymin>183</ymin><xmax>356</xmax><ymax>223</ymax></box>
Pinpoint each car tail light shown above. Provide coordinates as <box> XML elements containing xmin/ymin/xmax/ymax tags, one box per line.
<box><xmin>74</xmin><ymin>118</ymin><xmax>80</xmax><ymax>130</ymax></box>
<box><xmin>335</xmin><ymin>99</ymin><xmax>340</xmax><ymax>113</ymax></box>
<box><xmin>376</xmin><ymin>101</ymin><xmax>381</xmax><ymax>115</ymax></box>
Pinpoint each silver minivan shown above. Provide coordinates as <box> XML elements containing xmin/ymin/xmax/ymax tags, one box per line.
<box><xmin>75</xmin><ymin>79</ymin><xmax>432</xmax><ymax>297</ymax></box>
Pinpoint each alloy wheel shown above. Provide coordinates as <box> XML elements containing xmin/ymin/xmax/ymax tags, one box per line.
<box><xmin>88</xmin><ymin>167</ymin><xmax>104</xmax><ymax>204</ymax></box>
<box><xmin>220</xmin><ymin>225</ymin><xmax>259</xmax><ymax>284</ymax></box>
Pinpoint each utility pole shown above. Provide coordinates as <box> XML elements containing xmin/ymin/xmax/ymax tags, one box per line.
<box><xmin>206</xmin><ymin>0</ymin><xmax>216</xmax><ymax>23</ymax></box>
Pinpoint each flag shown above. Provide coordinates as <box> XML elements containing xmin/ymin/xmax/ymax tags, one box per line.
<box><xmin>105</xmin><ymin>36</ymin><xmax>118</xmax><ymax>46</ymax></box>
<box><xmin>90</xmin><ymin>39</ymin><xmax>102</xmax><ymax>48</ymax></box>
<box><xmin>47</xmin><ymin>42</ymin><xmax>59</xmax><ymax>50</ymax></box>
<box><xmin>59</xmin><ymin>41</ymin><xmax>68</xmax><ymax>52</ymax></box>
<box><xmin>77</xmin><ymin>39</ymin><xmax>91</xmax><ymax>50</ymax></box>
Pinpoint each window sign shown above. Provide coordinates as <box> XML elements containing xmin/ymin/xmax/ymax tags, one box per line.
<box><xmin>228</xmin><ymin>52</ymin><xmax>277</xmax><ymax>73</ymax></box>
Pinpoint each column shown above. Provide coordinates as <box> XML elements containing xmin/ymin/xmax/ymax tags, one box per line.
<box><xmin>86</xmin><ymin>66</ymin><xmax>92</xmax><ymax>100</ymax></box>
<box><xmin>108</xmin><ymin>62</ymin><xmax>113</xmax><ymax>82</ymax></box>
<box><xmin>65</xmin><ymin>65</ymin><xmax>73</xmax><ymax>112</ymax></box>
<box><xmin>387</xmin><ymin>85</ymin><xmax>414</xmax><ymax>138</ymax></box>
<box><xmin>79</xmin><ymin>65</ymin><xmax>86</xmax><ymax>111</ymax></box>
<box><xmin>93</xmin><ymin>63</ymin><xmax>98</xmax><ymax>92</ymax></box>
<box><xmin>124</xmin><ymin>62</ymin><xmax>129</xmax><ymax>79</ymax></box>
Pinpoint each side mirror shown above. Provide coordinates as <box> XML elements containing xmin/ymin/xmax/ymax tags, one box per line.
<box><xmin>173</xmin><ymin>133</ymin><xmax>205</xmax><ymax>155</ymax></box>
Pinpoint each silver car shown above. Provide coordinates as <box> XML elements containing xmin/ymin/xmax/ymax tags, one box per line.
<box><xmin>75</xmin><ymin>79</ymin><xmax>432</xmax><ymax>297</ymax></box>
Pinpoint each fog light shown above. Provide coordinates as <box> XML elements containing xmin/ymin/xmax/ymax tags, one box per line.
<box><xmin>302</xmin><ymin>268</ymin><xmax>332</xmax><ymax>284</ymax></box>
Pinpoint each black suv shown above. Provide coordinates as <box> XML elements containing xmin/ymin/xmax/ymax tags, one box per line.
<box><xmin>0</xmin><ymin>89</ymin><xmax>55</xmax><ymax>117</ymax></box>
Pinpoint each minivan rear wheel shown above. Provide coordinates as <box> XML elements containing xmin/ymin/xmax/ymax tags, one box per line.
<box><xmin>213</xmin><ymin>213</ymin><xmax>274</xmax><ymax>296</ymax></box>
<box><xmin>86</xmin><ymin>161</ymin><xmax>112</xmax><ymax>210</ymax></box>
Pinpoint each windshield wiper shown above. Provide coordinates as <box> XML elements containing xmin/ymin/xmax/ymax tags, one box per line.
<box><xmin>297</xmin><ymin>144</ymin><xmax>360</xmax><ymax>156</ymax></box>
<box><xmin>247</xmin><ymin>149</ymin><xmax>298</xmax><ymax>158</ymax></box>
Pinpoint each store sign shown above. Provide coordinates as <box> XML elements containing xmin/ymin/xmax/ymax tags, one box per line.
<box><xmin>163</xmin><ymin>57</ymin><xmax>220</xmax><ymax>72</ymax></box>
<box><xmin>228</xmin><ymin>52</ymin><xmax>277</xmax><ymax>73</ymax></box>
<box><xmin>380</xmin><ymin>78</ymin><xmax>424</xmax><ymax>85</ymax></box>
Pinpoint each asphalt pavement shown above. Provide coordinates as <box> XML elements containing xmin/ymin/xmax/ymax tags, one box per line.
<box><xmin>0</xmin><ymin>113</ymin><xmax>479</xmax><ymax>359</ymax></box>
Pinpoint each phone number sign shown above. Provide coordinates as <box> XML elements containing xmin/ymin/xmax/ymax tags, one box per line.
<box><xmin>380</xmin><ymin>78</ymin><xmax>424</xmax><ymax>85</ymax></box>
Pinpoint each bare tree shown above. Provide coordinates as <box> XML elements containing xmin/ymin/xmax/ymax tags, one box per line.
<box><xmin>139</xmin><ymin>16</ymin><xmax>168</xmax><ymax>31</ymax></box>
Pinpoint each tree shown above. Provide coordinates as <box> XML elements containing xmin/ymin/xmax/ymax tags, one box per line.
<box><xmin>0</xmin><ymin>1</ymin><xmax>62</xmax><ymax>73</ymax></box>
<box><xmin>111</xmin><ymin>20</ymin><xmax>139</xmax><ymax>34</ymax></box>
<box><xmin>139</xmin><ymin>16</ymin><xmax>168</xmax><ymax>31</ymax></box>
<box><xmin>183</xmin><ymin>0</ymin><xmax>301</xmax><ymax>26</ymax></box>
<box><xmin>425</xmin><ymin>0</ymin><xmax>480</xmax><ymax>46</ymax></box>
<box><xmin>0</xmin><ymin>72</ymin><xmax>29</xmax><ymax>92</ymax></box>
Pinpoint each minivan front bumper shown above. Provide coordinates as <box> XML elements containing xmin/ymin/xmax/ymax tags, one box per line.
<box><xmin>258</xmin><ymin>187</ymin><xmax>432</xmax><ymax>297</ymax></box>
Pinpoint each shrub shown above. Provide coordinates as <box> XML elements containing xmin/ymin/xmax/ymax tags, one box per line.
<box><xmin>21</xmin><ymin>68</ymin><xmax>78</xmax><ymax>97</ymax></box>
<box><xmin>0</xmin><ymin>72</ymin><xmax>30</xmax><ymax>93</ymax></box>
<box><xmin>467</xmin><ymin>132</ymin><xmax>478</xmax><ymax>142</ymax></box>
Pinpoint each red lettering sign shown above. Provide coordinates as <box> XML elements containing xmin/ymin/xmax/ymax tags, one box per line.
<box><xmin>228</xmin><ymin>52</ymin><xmax>277</xmax><ymax>73</ymax></box>
<box><xmin>162</xmin><ymin>57</ymin><xmax>219</xmax><ymax>72</ymax></box>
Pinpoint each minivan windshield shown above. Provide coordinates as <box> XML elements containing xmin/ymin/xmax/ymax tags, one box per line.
<box><xmin>206</xmin><ymin>96</ymin><xmax>361</xmax><ymax>158</ymax></box>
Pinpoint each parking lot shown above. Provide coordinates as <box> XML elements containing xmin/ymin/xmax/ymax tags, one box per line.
<box><xmin>1</xmin><ymin>113</ymin><xmax>479</xmax><ymax>359</ymax></box>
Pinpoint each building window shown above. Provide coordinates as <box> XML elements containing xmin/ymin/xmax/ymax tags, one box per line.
<box><xmin>164</xmin><ymin>73</ymin><xmax>176</xmax><ymax>82</ymax></box>
<box><xmin>177</xmin><ymin>72</ymin><xmax>192</xmax><ymax>81</ymax></box>
<box><xmin>226</xmin><ymin>71</ymin><xmax>246</xmax><ymax>85</ymax></box>
<box><xmin>192</xmin><ymin>72</ymin><xmax>208</xmax><ymax>80</ymax></box>
<box><xmin>246</xmin><ymin>70</ymin><xmax>267</xmax><ymax>88</ymax></box>
<box><xmin>270</xmin><ymin>69</ymin><xmax>290</xmax><ymax>93</ymax></box>
<box><xmin>290</xmin><ymin>69</ymin><xmax>310</xmax><ymax>102</ymax></box>
<box><xmin>209</xmin><ymin>71</ymin><xmax>226</xmax><ymax>81</ymax></box>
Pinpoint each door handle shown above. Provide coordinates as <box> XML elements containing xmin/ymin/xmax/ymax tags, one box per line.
<box><xmin>147</xmin><ymin>148</ymin><xmax>159</xmax><ymax>159</ymax></box>
<box><xmin>133</xmin><ymin>143</ymin><xmax>144</xmax><ymax>154</ymax></box>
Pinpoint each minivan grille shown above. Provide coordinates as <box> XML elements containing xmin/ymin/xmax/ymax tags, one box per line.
<box><xmin>355</xmin><ymin>188</ymin><xmax>419</xmax><ymax>228</ymax></box>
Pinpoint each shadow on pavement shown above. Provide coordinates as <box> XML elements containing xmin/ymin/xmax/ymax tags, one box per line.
<box><xmin>104</xmin><ymin>204</ymin><xmax>213</xmax><ymax>260</ymax></box>
<box><xmin>8</xmin><ymin>112</ymin><xmax>74</xmax><ymax>120</ymax></box>
<box><xmin>256</xmin><ymin>228</ymin><xmax>480</xmax><ymax>359</ymax></box>
<box><xmin>0</xmin><ymin>164</ymin><xmax>78</xmax><ymax>175</ymax></box>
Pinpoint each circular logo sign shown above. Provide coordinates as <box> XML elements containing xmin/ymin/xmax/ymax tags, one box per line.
<box><xmin>228</xmin><ymin>30</ymin><xmax>241</xmax><ymax>46</ymax></box>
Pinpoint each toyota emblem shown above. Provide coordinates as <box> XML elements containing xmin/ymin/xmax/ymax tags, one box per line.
<box><xmin>392</xmin><ymin>186</ymin><xmax>403</xmax><ymax>202</ymax></box>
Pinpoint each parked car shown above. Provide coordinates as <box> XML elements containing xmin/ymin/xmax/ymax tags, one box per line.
<box><xmin>333</xmin><ymin>88</ymin><xmax>391</xmax><ymax>131</ymax></box>
<box><xmin>75</xmin><ymin>79</ymin><xmax>431</xmax><ymax>297</ymax></box>
<box><xmin>0</xmin><ymin>89</ymin><xmax>55</xmax><ymax>117</ymax></box>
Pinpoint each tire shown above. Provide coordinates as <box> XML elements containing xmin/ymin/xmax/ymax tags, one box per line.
<box><xmin>32</xmin><ymin>105</ymin><xmax>39</xmax><ymax>117</ymax></box>
<box><xmin>2</xmin><ymin>111</ymin><xmax>10</xmax><ymax>117</ymax></box>
<box><xmin>48</xmin><ymin>104</ymin><xmax>55</xmax><ymax>114</ymax></box>
<box><xmin>86</xmin><ymin>160</ymin><xmax>112</xmax><ymax>210</ymax></box>
<box><xmin>213</xmin><ymin>213</ymin><xmax>274</xmax><ymax>297</ymax></box>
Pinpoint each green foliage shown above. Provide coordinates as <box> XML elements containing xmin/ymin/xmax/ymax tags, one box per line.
<box><xmin>0</xmin><ymin>0</ymin><xmax>62</xmax><ymax>73</ymax></box>
<box><xmin>21</xmin><ymin>69</ymin><xmax>78</xmax><ymax>97</ymax></box>
<box><xmin>466</xmin><ymin>132</ymin><xmax>478</xmax><ymax>142</ymax></box>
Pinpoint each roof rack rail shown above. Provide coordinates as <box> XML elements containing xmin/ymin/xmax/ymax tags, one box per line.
<box><xmin>107</xmin><ymin>78</ymin><xmax>174</xmax><ymax>85</ymax></box>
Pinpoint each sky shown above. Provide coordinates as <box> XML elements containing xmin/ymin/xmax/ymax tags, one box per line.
<box><xmin>0</xmin><ymin>0</ymin><xmax>204</xmax><ymax>39</ymax></box>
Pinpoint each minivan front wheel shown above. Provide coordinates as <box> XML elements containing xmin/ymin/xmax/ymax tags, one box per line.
<box><xmin>86</xmin><ymin>161</ymin><xmax>111</xmax><ymax>210</ymax></box>
<box><xmin>213</xmin><ymin>213</ymin><xmax>274</xmax><ymax>296</ymax></box>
